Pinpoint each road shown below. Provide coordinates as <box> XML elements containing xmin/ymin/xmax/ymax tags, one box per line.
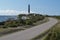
<box><xmin>0</xmin><ymin>18</ymin><xmax>58</xmax><ymax>40</ymax></box>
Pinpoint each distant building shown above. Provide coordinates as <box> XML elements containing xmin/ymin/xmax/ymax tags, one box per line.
<box><xmin>21</xmin><ymin>16</ymin><xmax>30</xmax><ymax>20</ymax></box>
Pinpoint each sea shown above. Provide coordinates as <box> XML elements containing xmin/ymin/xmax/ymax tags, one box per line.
<box><xmin>0</xmin><ymin>16</ymin><xmax>17</xmax><ymax>22</ymax></box>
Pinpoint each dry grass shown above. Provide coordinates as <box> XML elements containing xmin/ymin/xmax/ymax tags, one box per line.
<box><xmin>44</xmin><ymin>20</ymin><xmax>60</xmax><ymax>40</ymax></box>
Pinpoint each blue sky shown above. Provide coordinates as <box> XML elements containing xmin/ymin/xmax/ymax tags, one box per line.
<box><xmin>0</xmin><ymin>0</ymin><xmax>60</xmax><ymax>15</ymax></box>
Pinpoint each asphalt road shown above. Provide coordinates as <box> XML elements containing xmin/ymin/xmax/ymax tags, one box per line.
<box><xmin>0</xmin><ymin>18</ymin><xmax>58</xmax><ymax>40</ymax></box>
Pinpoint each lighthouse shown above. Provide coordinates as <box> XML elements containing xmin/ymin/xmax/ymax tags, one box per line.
<box><xmin>28</xmin><ymin>4</ymin><xmax>30</xmax><ymax>13</ymax></box>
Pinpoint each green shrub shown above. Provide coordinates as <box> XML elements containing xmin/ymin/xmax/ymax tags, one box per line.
<box><xmin>4</xmin><ymin>20</ymin><xmax>19</xmax><ymax>28</ymax></box>
<box><xmin>25</xmin><ymin>19</ymin><xmax>33</xmax><ymax>25</ymax></box>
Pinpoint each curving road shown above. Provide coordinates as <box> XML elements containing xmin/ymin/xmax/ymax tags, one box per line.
<box><xmin>0</xmin><ymin>18</ymin><xmax>58</xmax><ymax>40</ymax></box>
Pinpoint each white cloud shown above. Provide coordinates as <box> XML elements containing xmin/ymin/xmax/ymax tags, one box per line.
<box><xmin>0</xmin><ymin>10</ymin><xmax>20</xmax><ymax>15</ymax></box>
<box><xmin>0</xmin><ymin>10</ymin><xmax>35</xmax><ymax>15</ymax></box>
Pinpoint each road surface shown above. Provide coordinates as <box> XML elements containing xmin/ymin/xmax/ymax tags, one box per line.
<box><xmin>0</xmin><ymin>18</ymin><xmax>58</xmax><ymax>40</ymax></box>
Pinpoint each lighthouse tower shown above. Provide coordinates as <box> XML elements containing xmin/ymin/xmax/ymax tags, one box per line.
<box><xmin>28</xmin><ymin>4</ymin><xmax>30</xmax><ymax>14</ymax></box>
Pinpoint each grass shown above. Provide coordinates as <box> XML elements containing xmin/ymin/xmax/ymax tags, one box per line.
<box><xmin>31</xmin><ymin>29</ymin><xmax>50</xmax><ymax>40</ymax></box>
<box><xmin>0</xmin><ymin>28</ymin><xmax>24</xmax><ymax>37</ymax></box>
<box><xmin>44</xmin><ymin>20</ymin><xmax>60</xmax><ymax>40</ymax></box>
<box><xmin>42</xmin><ymin>16</ymin><xmax>60</xmax><ymax>40</ymax></box>
<box><xmin>24</xmin><ymin>17</ymin><xmax>49</xmax><ymax>29</ymax></box>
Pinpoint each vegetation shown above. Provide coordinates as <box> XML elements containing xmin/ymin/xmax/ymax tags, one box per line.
<box><xmin>45</xmin><ymin>15</ymin><xmax>60</xmax><ymax>19</ymax></box>
<box><xmin>3</xmin><ymin>20</ymin><xmax>19</xmax><ymax>28</ymax></box>
<box><xmin>54</xmin><ymin>16</ymin><xmax>60</xmax><ymax>19</ymax></box>
<box><xmin>18</xmin><ymin>13</ymin><xmax>44</xmax><ymax>26</ymax></box>
<box><xmin>43</xmin><ymin>16</ymin><xmax>60</xmax><ymax>40</ymax></box>
<box><xmin>0</xmin><ymin>13</ymin><xmax>45</xmax><ymax>28</ymax></box>
<box><xmin>0</xmin><ymin>22</ymin><xmax>5</xmax><ymax>25</ymax></box>
<box><xmin>31</xmin><ymin>16</ymin><xmax>60</xmax><ymax>40</ymax></box>
<box><xmin>44</xmin><ymin>21</ymin><xmax>60</xmax><ymax>40</ymax></box>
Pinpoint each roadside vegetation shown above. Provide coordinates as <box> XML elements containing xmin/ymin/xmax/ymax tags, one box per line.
<box><xmin>0</xmin><ymin>13</ymin><xmax>45</xmax><ymax>28</ymax></box>
<box><xmin>53</xmin><ymin>16</ymin><xmax>60</xmax><ymax>19</ymax></box>
<box><xmin>2</xmin><ymin>13</ymin><xmax>45</xmax><ymax>28</ymax></box>
<box><xmin>43</xmin><ymin>16</ymin><xmax>60</xmax><ymax>40</ymax></box>
<box><xmin>31</xmin><ymin>16</ymin><xmax>60</xmax><ymax>40</ymax></box>
<box><xmin>44</xmin><ymin>21</ymin><xmax>60</xmax><ymax>40</ymax></box>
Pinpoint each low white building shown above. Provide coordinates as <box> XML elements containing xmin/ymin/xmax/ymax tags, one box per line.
<box><xmin>21</xmin><ymin>16</ymin><xmax>30</xmax><ymax>20</ymax></box>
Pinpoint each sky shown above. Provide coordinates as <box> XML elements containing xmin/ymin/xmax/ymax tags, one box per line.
<box><xmin>0</xmin><ymin>0</ymin><xmax>60</xmax><ymax>15</ymax></box>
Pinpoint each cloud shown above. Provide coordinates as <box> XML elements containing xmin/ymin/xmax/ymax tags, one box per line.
<box><xmin>0</xmin><ymin>10</ymin><xmax>20</xmax><ymax>15</ymax></box>
<box><xmin>0</xmin><ymin>10</ymin><xmax>35</xmax><ymax>15</ymax></box>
